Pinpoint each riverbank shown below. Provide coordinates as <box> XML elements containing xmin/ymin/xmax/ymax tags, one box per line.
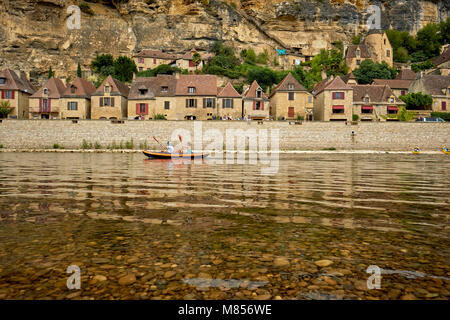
<box><xmin>0</xmin><ymin>120</ymin><xmax>449</xmax><ymax>151</ymax></box>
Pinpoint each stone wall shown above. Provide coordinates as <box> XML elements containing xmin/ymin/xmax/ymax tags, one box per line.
<box><xmin>0</xmin><ymin>120</ymin><xmax>449</xmax><ymax>151</ymax></box>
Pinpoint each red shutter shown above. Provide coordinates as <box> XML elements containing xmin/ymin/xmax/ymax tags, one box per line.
<box><xmin>342</xmin><ymin>92</ymin><xmax>345</xmax><ymax>99</ymax></box>
<box><xmin>253</xmin><ymin>101</ymin><xmax>256</xmax><ymax>110</ymax></box>
<box><xmin>442</xmin><ymin>101</ymin><xmax>447</xmax><ymax>111</ymax></box>
<box><xmin>111</xmin><ymin>98</ymin><xmax>115</xmax><ymax>107</ymax></box>
<box><xmin>136</xmin><ymin>103</ymin><xmax>139</xmax><ymax>114</ymax></box>
<box><xmin>1</xmin><ymin>90</ymin><xmax>4</xmax><ymax>99</ymax></box>
<box><xmin>261</xmin><ymin>101</ymin><xmax>264</xmax><ymax>110</ymax></box>
<box><xmin>39</xmin><ymin>98</ymin><xmax>42</xmax><ymax>111</ymax></box>
<box><xmin>145</xmin><ymin>103</ymin><xmax>149</xmax><ymax>114</ymax></box>
<box><xmin>48</xmin><ymin>98</ymin><xmax>51</xmax><ymax>110</ymax></box>
<box><xmin>100</xmin><ymin>97</ymin><xmax>103</xmax><ymax>107</ymax></box>
<box><xmin>332</xmin><ymin>92</ymin><xmax>336</xmax><ymax>99</ymax></box>
<box><xmin>11</xmin><ymin>91</ymin><xmax>15</xmax><ymax>99</ymax></box>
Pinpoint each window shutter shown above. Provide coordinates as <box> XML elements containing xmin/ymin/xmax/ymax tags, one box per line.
<box><xmin>194</xmin><ymin>99</ymin><xmax>197</xmax><ymax>108</ymax></box>
<box><xmin>111</xmin><ymin>97</ymin><xmax>115</xmax><ymax>107</ymax></box>
<box><xmin>213</xmin><ymin>99</ymin><xmax>216</xmax><ymax>108</ymax></box>
<box><xmin>1</xmin><ymin>90</ymin><xmax>4</xmax><ymax>99</ymax></box>
<box><xmin>443</xmin><ymin>101</ymin><xmax>447</xmax><ymax>111</ymax></box>
<box><xmin>100</xmin><ymin>97</ymin><xmax>103</xmax><ymax>107</ymax></box>
<box><xmin>342</xmin><ymin>92</ymin><xmax>345</xmax><ymax>99</ymax></box>
<box><xmin>136</xmin><ymin>103</ymin><xmax>139</xmax><ymax>114</ymax></box>
<box><xmin>48</xmin><ymin>98</ymin><xmax>51</xmax><ymax>109</ymax></box>
<box><xmin>253</xmin><ymin>101</ymin><xmax>256</xmax><ymax>110</ymax></box>
<box><xmin>332</xmin><ymin>92</ymin><xmax>336</xmax><ymax>99</ymax></box>
<box><xmin>203</xmin><ymin>98</ymin><xmax>206</xmax><ymax>108</ymax></box>
<box><xmin>39</xmin><ymin>98</ymin><xmax>42</xmax><ymax>110</ymax></box>
<box><xmin>11</xmin><ymin>91</ymin><xmax>15</xmax><ymax>99</ymax></box>
<box><xmin>67</xmin><ymin>102</ymin><xmax>70</xmax><ymax>110</ymax></box>
<box><xmin>231</xmin><ymin>99</ymin><xmax>234</xmax><ymax>109</ymax></box>
<box><xmin>222</xmin><ymin>99</ymin><xmax>225</xmax><ymax>109</ymax></box>
<box><xmin>186</xmin><ymin>99</ymin><xmax>188</xmax><ymax>108</ymax></box>
<box><xmin>261</xmin><ymin>101</ymin><xmax>264</xmax><ymax>111</ymax></box>
<box><xmin>146</xmin><ymin>103</ymin><xmax>149</xmax><ymax>114</ymax></box>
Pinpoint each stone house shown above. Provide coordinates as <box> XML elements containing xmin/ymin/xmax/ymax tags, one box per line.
<box><xmin>345</xmin><ymin>30</ymin><xmax>393</xmax><ymax>71</ymax></box>
<box><xmin>433</xmin><ymin>48</ymin><xmax>450</xmax><ymax>76</ymax></box>
<box><xmin>91</xmin><ymin>75</ymin><xmax>130</xmax><ymax>120</ymax></box>
<box><xmin>372</xmin><ymin>79</ymin><xmax>414</xmax><ymax>97</ymax></box>
<box><xmin>175</xmin><ymin>74</ymin><xmax>218</xmax><ymax>120</ymax></box>
<box><xmin>217</xmin><ymin>82</ymin><xmax>243</xmax><ymax>120</ymax></box>
<box><xmin>395</xmin><ymin>69</ymin><xmax>417</xmax><ymax>81</ymax></box>
<box><xmin>175</xmin><ymin>49</ymin><xmax>214</xmax><ymax>73</ymax></box>
<box><xmin>59</xmin><ymin>78</ymin><xmax>97</xmax><ymax>120</ymax></box>
<box><xmin>409</xmin><ymin>74</ymin><xmax>450</xmax><ymax>112</ymax></box>
<box><xmin>269</xmin><ymin>73</ymin><xmax>314</xmax><ymax>121</ymax></box>
<box><xmin>352</xmin><ymin>84</ymin><xmax>404</xmax><ymax>122</ymax></box>
<box><xmin>313</xmin><ymin>76</ymin><xmax>353</xmax><ymax>122</ymax></box>
<box><xmin>133</xmin><ymin>50</ymin><xmax>177</xmax><ymax>72</ymax></box>
<box><xmin>29</xmin><ymin>77</ymin><xmax>66</xmax><ymax>119</ymax></box>
<box><xmin>242</xmin><ymin>80</ymin><xmax>270</xmax><ymax>121</ymax></box>
<box><xmin>0</xmin><ymin>68</ymin><xmax>35</xmax><ymax>119</ymax></box>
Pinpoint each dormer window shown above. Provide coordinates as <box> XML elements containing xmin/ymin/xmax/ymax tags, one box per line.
<box><xmin>104</xmin><ymin>85</ymin><xmax>111</xmax><ymax>93</ymax></box>
<box><xmin>161</xmin><ymin>86</ymin><xmax>168</xmax><ymax>92</ymax></box>
<box><xmin>256</xmin><ymin>89</ymin><xmax>262</xmax><ymax>98</ymax></box>
<box><xmin>188</xmin><ymin>87</ymin><xmax>195</xmax><ymax>94</ymax></box>
<box><xmin>71</xmin><ymin>86</ymin><xmax>76</xmax><ymax>94</ymax></box>
<box><xmin>0</xmin><ymin>77</ymin><xmax>5</xmax><ymax>85</ymax></box>
<box><xmin>390</xmin><ymin>97</ymin><xmax>395</xmax><ymax>103</ymax></box>
<box><xmin>364</xmin><ymin>97</ymin><xmax>370</xmax><ymax>103</ymax></box>
<box><xmin>356</xmin><ymin>49</ymin><xmax>361</xmax><ymax>57</ymax></box>
<box><xmin>288</xmin><ymin>83</ymin><xmax>294</xmax><ymax>90</ymax></box>
<box><xmin>139</xmin><ymin>89</ymin><xmax>147</xmax><ymax>95</ymax></box>
<box><xmin>43</xmin><ymin>88</ymin><xmax>49</xmax><ymax>95</ymax></box>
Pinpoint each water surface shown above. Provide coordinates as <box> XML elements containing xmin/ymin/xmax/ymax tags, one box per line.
<box><xmin>0</xmin><ymin>152</ymin><xmax>449</xmax><ymax>300</ymax></box>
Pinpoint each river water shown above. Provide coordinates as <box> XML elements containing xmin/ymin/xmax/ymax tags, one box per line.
<box><xmin>0</xmin><ymin>152</ymin><xmax>448</xmax><ymax>300</ymax></box>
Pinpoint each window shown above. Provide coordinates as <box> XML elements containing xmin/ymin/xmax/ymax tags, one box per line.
<box><xmin>401</xmin><ymin>90</ymin><xmax>406</xmax><ymax>96</ymax></box>
<box><xmin>332</xmin><ymin>92</ymin><xmax>345</xmax><ymax>100</ymax></box>
<box><xmin>104</xmin><ymin>86</ymin><xmax>111</xmax><ymax>93</ymax></box>
<box><xmin>387</xmin><ymin>106</ymin><xmax>398</xmax><ymax>114</ymax></box>
<box><xmin>42</xmin><ymin>99</ymin><xmax>48</xmax><ymax>109</ymax></box>
<box><xmin>139</xmin><ymin>89</ymin><xmax>147</xmax><ymax>95</ymax></box>
<box><xmin>100</xmin><ymin>97</ymin><xmax>114</xmax><ymax>107</ymax></box>
<box><xmin>387</xmin><ymin>50</ymin><xmax>390</xmax><ymax>57</ymax></box>
<box><xmin>138</xmin><ymin>58</ymin><xmax>144</xmax><ymax>63</ymax></box>
<box><xmin>223</xmin><ymin>99</ymin><xmax>233</xmax><ymax>108</ymax></box>
<box><xmin>43</xmin><ymin>88</ymin><xmax>49</xmax><ymax>95</ymax></box>
<box><xmin>0</xmin><ymin>78</ymin><xmax>5</xmax><ymax>85</ymax></box>
<box><xmin>153</xmin><ymin>59</ymin><xmax>157</xmax><ymax>64</ymax></box>
<box><xmin>186</xmin><ymin>99</ymin><xmax>197</xmax><ymax>108</ymax></box>
<box><xmin>67</xmin><ymin>102</ymin><xmax>78</xmax><ymax>110</ymax></box>
<box><xmin>288</xmin><ymin>92</ymin><xmax>295</xmax><ymax>101</ymax></box>
<box><xmin>164</xmin><ymin>101</ymin><xmax>170</xmax><ymax>110</ymax></box>
<box><xmin>390</xmin><ymin>97</ymin><xmax>395</xmax><ymax>103</ymax></box>
<box><xmin>253</xmin><ymin>101</ymin><xmax>264</xmax><ymax>110</ymax></box>
<box><xmin>361</xmin><ymin>106</ymin><xmax>373</xmax><ymax>114</ymax></box>
<box><xmin>308</xmin><ymin>96</ymin><xmax>312</xmax><ymax>103</ymax></box>
<box><xmin>161</xmin><ymin>86</ymin><xmax>168</xmax><ymax>92</ymax></box>
<box><xmin>356</xmin><ymin>50</ymin><xmax>361</xmax><ymax>57</ymax></box>
<box><xmin>71</xmin><ymin>86</ymin><xmax>76</xmax><ymax>94</ymax></box>
<box><xmin>139</xmin><ymin>103</ymin><xmax>146</xmax><ymax>114</ymax></box>
<box><xmin>356</xmin><ymin>59</ymin><xmax>361</xmax><ymax>66</ymax></box>
<box><xmin>5</xmin><ymin>90</ymin><xmax>13</xmax><ymax>99</ymax></box>
<box><xmin>138</xmin><ymin>67</ymin><xmax>143</xmax><ymax>72</ymax></box>
<box><xmin>256</xmin><ymin>89</ymin><xmax>262</xmax><ymax>98</ymax></box>
<box><xmin>203</xmin><ymin>98</ymin><xmax>215</xmax><ymax>108</ymax></box>
<box><xmin>188</xmin><ymin>87</ymin><xmax>196</xmax><ymax>94</ymax></box>
<box><xmin>288</xmin><ymin>83</ymin><xmax>294</xmax><ymax>90</ymax></box>
<box><xmin>332</xmin><ymin>105</ymin><xmax>345</xmax><ymax>114</ymax></box>
<box><xmin>364</xmin><ymin>97</ymin><xmax>370</xmax><ymax>103</ymax></box>
<box><xmin>384</xmin><ymin>39</ymin><xmax>386</xmax><ymax>45</ymax></box>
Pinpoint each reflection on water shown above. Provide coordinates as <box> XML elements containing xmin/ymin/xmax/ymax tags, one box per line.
<box><xmin>0</xmin><ymin>152</ymin><xmax>449</xmax><ymax>300</ymax></box>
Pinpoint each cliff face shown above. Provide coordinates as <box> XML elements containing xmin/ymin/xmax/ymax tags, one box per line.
<box><xmin>0</xmin><ymin>0</ymin><xmax>448</xmax><ymax>83</ymax></box>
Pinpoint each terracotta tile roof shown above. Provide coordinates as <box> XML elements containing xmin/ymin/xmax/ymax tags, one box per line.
<box><xmin>434</xmin><ymin>47</ymin><xmax>450</xmax><ymax>66</ymax></box>
<box><xmin>345</xmin><ymin>44</ymin><xmax>371</xmax><ymax>59</ymax></box>
<box><xmin>324</xmin><ymin>76</ymin><xmax>353</xmax><ymax>91</ymax></box>
<box><xmin>372</xmin><ymin>79</ymin><xmax>413</xmax><ymax>89</ymax></box>
<box><xmin>31</xmin><ymin>77</ymin><xmax>66</xmax><ymax>99</ymax></box>
<box><xmin>62</xmin><ymin>78</ymin><xmax>96</xmax><ymax>98</ymax></box>
<box><xmin>93</xmin><ymin>75</ymin><xmax>129</xmax><ymax>97</ymax></box>
<box><xmin>175</xmin><ymin>75</ymin><xmax>217</xmax><ymax>96</ymax></box>
<box><xmin>243</xmin><ymin>80</ymin><xmax>268</xmax><ymax>100</ymax></box>
<box><xmin>341</xmin><ymin>72</ymin><xmax>357</xmax><ymax>84</ymax></box>
<box><xmin>395</xmin><ymin>69</ymin><xmax>417</xmax><ymax>80</ymax></box>
<box><xmin>134</xmin><ymin>49</ymin><xmax>177</xmax><ymax>60</ymax></box>
<box><xmin>353</xmin><ymin>84</ymin><xmax>399</xmax><ymax>103</ymax></box>
<box><xmin>218</xmin><ymin>82</ymin><xmax>241</xmax><ymax>98</ymax></box>
<box><xmin>128</xmin><ymin>77</ymin><xmax>156</xmax><ymax>100</ymax></box>
<box><xmin>270</xmin><ymin>73</ymin><xmax>307</xmax><ymax>97</ymax></box>
<box><xmin>312</xmin><ymin>77</ymin><xmax>330</xmax><ymax>95</ymax></box>
<box><xmin>418</xmin><ymin>75</ymin><xmax>450</xmax><ymax>96</ymax></box>
<box><xmin>0</xmin><ymin>68</ymin><xmax>35</xmax><ymax>94</ymax></box>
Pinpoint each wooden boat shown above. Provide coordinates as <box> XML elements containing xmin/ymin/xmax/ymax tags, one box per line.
<box><xmin>143</xmin><ymin>150</ymin><xmax>209</xmax><ymax>159</ymax></box>
<box><xmin>443</xmin><ymin>148</ymin><xmax>450</xmax><ymax>154</ymax></box>
<box><xmin>412</xmin><ymin>149</ymin><xmax>420</xmax><ymax>154</ymax></box>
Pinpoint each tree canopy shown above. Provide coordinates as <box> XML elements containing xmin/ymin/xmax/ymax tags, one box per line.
<box><xmin>353</xmin><ymin>60</ymin><xmax>397</xmax><ymax>84</ymax></box>
<box><xmin>91</xmin><ymin>54</ymin><xmax>137</xmax><ymax>83</ymax></box>
<box><xmin>399</xmin><ymin>92</ymin><xmax>433</xmax><ymax>110</ymax></box>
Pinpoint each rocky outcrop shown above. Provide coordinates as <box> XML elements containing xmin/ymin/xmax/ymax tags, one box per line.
<box><xmin>0</xmin><ymin>0</ymin><xmax>447</xmax><ymax>84</ymax></box>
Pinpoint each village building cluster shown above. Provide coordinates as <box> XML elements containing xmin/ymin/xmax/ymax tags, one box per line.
<box><xmin>0</xmin><ymin>32</ymin><xmax>449</xmax><ymax>122</ymax></box>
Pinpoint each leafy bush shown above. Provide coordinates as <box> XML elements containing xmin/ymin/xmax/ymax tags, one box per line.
<box><xmin>154</xmin><ymin>114</ymin><xmax>166</xmax><ymax>120</ymax></box>
<box><xmin>0</xmin><ymin>101</ymin><xmax>12</xmax><ymax>118</ymax></box>
<box><xmin>53</xmin><ymin>144</ymin><xmax>60</xmax><ymax>149</ymax></box>
<box><xmin>351</xmin><ymin>35</ymin><xmax>361</xmax><ymax>45</ymax></box>
<box><xmin>396</xmin><ymin>106</ymin><xmax>416</xmax><ymax>121</ymax></box>
<box><xmin>431</xmin><ymin>112</ymin><xmax>450</xmax><ymax>121</ymax></box>
<box><xmin>353</xmin><ymin>60</ymin><xmax>397</xmax><ymax>84</ymax></box>
<box><xmin>94</xmin><ymin>142</ymin><xmax>102</xmax><ymax>149</ymax></box>
<box><xmin>81</xmin><ymin>139</ymin><xmax>92</xmax><ymax>149</ymax></box>
<box><xmin>399</xmin><ymin>92</ymin><xmax>433</xmax><ymax>110</ymax></box>
<box><xmin>352</xmin><ymin>114</ymin><xmax>359</xmax><ymax>122</ymax></box>
<box><xmin>411</xmin><ymin>60</ymin><xmax>435</xmax><ymax>73</ymax></box>
<box><xmin>79</xmin><ymin>3</ymin><xmax>94</xmax><ymax>15</ymax></box>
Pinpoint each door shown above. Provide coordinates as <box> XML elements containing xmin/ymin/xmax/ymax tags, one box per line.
<box><xmin>442</xmin><ymin>101</ymin><xmax>447</xmax><ymax>111</ymax></box>
<box><xmin>288</xmin><ymin>107</ymin><xmax>295</xmax><ymax>118</ymax></box>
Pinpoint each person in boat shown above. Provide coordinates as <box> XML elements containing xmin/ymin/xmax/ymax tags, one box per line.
<box><xmin>186</xmin><ymin>142</ymin><xmax>192</xmax><ymax>154</ymax></box>
<box><xmin>414</xmin><ymin>147</ymin><xmax>420</xmax><ymax>153</ymax></box>
<box><xmin>443</xmin><ymin>146</ymin><xmax>449</xmax><ymax>152</ymax></box>
<box><xmin>166</xmin><ymin>141</ymin><xmax>174</xmax><ymax>154</ymax></box>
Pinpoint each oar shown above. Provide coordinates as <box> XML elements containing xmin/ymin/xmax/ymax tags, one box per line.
<box><xmin>153</xmin><ymin>136</ymin><xmax>164</xmax><ymax>149</ymax></box>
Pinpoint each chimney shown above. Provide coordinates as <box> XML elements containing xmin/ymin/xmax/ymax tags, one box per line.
<box><xmin>321</xmin><ymin>70</ymin><xmax>327</xmax><ymax>80</ymax></box>
<box><xmin>175</xmin><ymin>72</ymin><xmax>180</xmax><ymax>79</ymax></box>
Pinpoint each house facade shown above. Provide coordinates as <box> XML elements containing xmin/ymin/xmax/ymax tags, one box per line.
<box><xmin>91</xmin><ymin>75</ymin><xmax>129</xmax><ymax>120</ymax></box>
<box><xmin>133</xmin><ymin>50</ymin><xmax>177</xmax><ymax>72</ymax></box>
<box><xmin>433</xmin><ymin>48</ymin><xmax>450</xmax><ymax>76</ymax></box>
<box><xmin>345</xmin><ymin>30</ymin><xmax>393</xmax><ymax>71</ymax></box>
<box><xmin>29</xmin><ymin>77</ymin><xmax>66</xmax><ymax>119</ymax></box>
<box><xmin>217</xmin><ymin>82</ymin><xmax>242</xmax><ymax>120</ymax></box>
<box><xmin>175</xmin><ymin>49</ymin><xmax>214</xmax><ymax>73</ymax></box>
<box><xmin>60</xmin><ymin>78</ymin><xmax>97</xmax><ymax>120</ymax></box>
<box><xmin>242</xmin><ymin>80</ymin><xmax>270</xmax><ymax>120</ymax></box>
<box><xmin>409</xmin><ymin>74</ymin><xmax>450</xmax><ymax>112</ymax></box>
<box><xmin>352</xmin><ymin>84</ymin><xmax>404</xmax><ymax>121</ymax></box>
<box><xmin>0</xmin><ymin>68</ymin><xmax>35</xmax><ymax>119</ymax></box>
<box><xmin>269</xmin><ymin>73</ymin><xmax>314</xmax><ymax>121</ymax></box>
<box><xmin>372</xmin><ymin>79</ymin><xmax>414</xmax><ymax>98</ymax></box>
<box><xmin>313</xmin><ymin>76</ymin><xmax>353</xmax><ymax>122</ymax></box>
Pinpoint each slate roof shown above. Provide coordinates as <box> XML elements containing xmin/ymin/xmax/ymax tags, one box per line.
<box><xmin>395</xmin><ymin>69</ymin><xmax>417</xmax><ymax>80</ymax></box>
<box><xmin>434</xmin><ymin>47</ymin><xmax>450</xmax><ymax>66</ymax></box>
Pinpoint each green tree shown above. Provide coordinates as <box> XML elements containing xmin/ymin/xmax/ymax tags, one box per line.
<box><xmin>245</xmin><ymin>49</ymin><xmax>257</xmax><ymax>63</ymax></box>
<box><xmin>353</xmin><ymin>60</ymin><xmax>397</xmax><ymax>84</ymax></box>
<box><xmin>77</xmin><ymin>62</ymin><xmax>82</xmax><ymax>78</ymax></box>
<box><xmin>192</xmin><ymin>52</ymin><xmax>202</xmax><ymax>67</ymax></box>
<box><xmin>416</xmin><ymin>22</ymin><xmax>442</xmax><ymax>59</ymax></box>
<box><xmin>91</xmin><ymin>54</ymin><xmax>114</xmax><ymax>75</ymax></box>
<box><xmin>351</xmin><ymin>35</ymin><xmax>361</xmax><ymax>45</ymax></box>
<box><xmin>395</xmin><ymin>47</ymin><xmax>409</xmax><ymax>63</ymax></box>
<box><xmin>113</xmin><ymin>56</ymin><xmax>137</xmax><ymax>82</ymax></box>
<box><xmin>399</xmin><ymin>92</ymin><xmax>433</xmax><ymax>110</ymax></box>
<box><xmin>0</xmin><ymin>101</ymin><xmax>12</xmax><ymax>118</ymax></box>
<box><xmin>136</xmin><ymin>64</ymin><xmax>187</xmax><ymax>77</ymax></box>
<box><xmin>48</xmin><ymin>66</ymin><xmax>54</xmax><ymax>79</ymax></box>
